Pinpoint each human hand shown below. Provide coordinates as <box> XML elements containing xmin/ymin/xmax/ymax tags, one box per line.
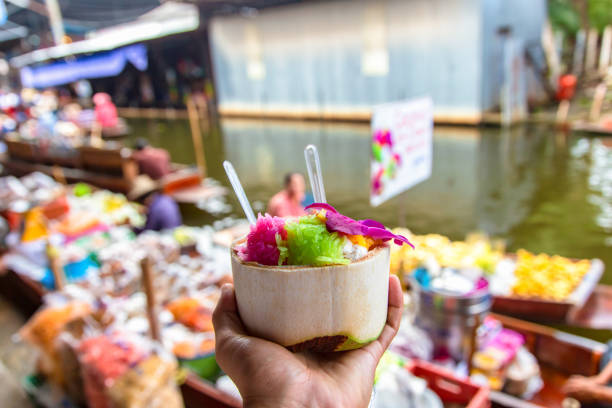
<box><xmin>213</xmin><ymin>275</ymin><xmax>404</xmax><ymax>408</ymax></box>
<box><xmin>563</xmin><ymin>375</ymin><xmax>600</xmax><ymax>403</ymax></box>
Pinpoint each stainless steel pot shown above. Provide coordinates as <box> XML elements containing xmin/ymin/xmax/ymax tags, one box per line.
<box><xmin>409</xmin><ymin>275</ymin><xmax>491</xmax><ymax>363</ymax></box>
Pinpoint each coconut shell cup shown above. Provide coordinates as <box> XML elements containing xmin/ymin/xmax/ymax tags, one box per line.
<box><xmin>230</xmin><ymin>240</ymin><xmax>390</xmax><ymax>352</ymax></box>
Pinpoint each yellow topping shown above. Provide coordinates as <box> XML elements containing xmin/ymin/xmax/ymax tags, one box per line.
<box><xmin>315</xmin><ymin>210</ymin><xmax>327</xmax><ymax>223</ymax></box>
<box><xmin>347</xmin><ymin>234</ymin><xmax>376</xmax><ymax>249</ymax></box>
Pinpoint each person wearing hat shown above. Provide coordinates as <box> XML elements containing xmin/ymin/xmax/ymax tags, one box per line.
<box><xmin>129</xmin><ymin>176</ymin><xmax>182</xmax><ymax>233</ymax></box>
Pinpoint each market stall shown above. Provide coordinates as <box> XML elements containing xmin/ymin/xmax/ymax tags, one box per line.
<box><xmin>390</xmin><ymin>229</ymin><xmax>606</xmax><ymax>325</ymax></box>
<box><xmin>388</xmin><ymin>229</ymin><xmax>609</xmax><ymax>407</ymax></box>
<box><xmin>0</xmin><ymin>172</ymin><xmax>240</xmax><ymax>407</ymax></box>
<box><xmin>0</xmin><ymin>172</ymin><xmax>609</xmax><ymax>408</ymax></box>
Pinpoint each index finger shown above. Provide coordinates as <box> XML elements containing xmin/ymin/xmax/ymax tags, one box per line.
<box><xmin>212</xmin><ymin>283</ymin><xmax>247</xmax><ymax>340</ymax></box>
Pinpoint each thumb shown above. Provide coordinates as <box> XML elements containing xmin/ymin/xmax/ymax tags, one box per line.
<box><xmin>212</xmin><ymin>284</ymin><xmax>253</xmax><ymax>378</ymax></box>
<box><xmin>213</xmin><ymin>284</ymin><xmax>246</xmax><ymax>338</ymax></box>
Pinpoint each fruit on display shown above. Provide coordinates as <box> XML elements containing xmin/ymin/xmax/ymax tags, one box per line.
<box><xmin>511</xmin><ymin>249</ymin><xmax>591</xmax><ymax>301</ymax></box>
<box><xmin>390</xmin><ymin>229</ymin><xmax>504</xmax><ymax>280</ymax></box>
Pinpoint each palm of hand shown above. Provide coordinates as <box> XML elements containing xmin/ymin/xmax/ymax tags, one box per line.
<box><xmin>213</xmin><ymin>276</ymin><xmax>403</xmax><ymax>408</ymax></box>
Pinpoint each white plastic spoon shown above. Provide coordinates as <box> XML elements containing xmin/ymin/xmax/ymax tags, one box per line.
<box><xmin>223</xmin><ymin>160</ymin><xmax>256</xmax><ymax>225</ymax></box>
<box><xmin>304</xmin><ymin>144</ymin><xmax>327</xmax><ymax>203</ymax></box>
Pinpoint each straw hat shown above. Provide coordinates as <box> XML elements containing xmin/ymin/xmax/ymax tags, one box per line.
<box><xmin>128</xmin><ymin>175</ymin><xmax>160</xmax><ymax>201</ymax></box>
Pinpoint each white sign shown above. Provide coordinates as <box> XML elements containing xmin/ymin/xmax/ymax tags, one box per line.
<box><xmin>370</xmin><ymin>97</ymin><xmax>433</xmax><ymax>207</ymax></box>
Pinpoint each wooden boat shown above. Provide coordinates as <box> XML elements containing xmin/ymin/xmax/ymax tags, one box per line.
<box><xmin>489</xmin><ymin>313</ymin><xmax>607</xmax><ymax>408</ymax></box>
<box><xmin>212</xmin><ymin>223</ymin><xmax>251</xmax><ymax>248</ymax></box>
<box><xmin>182</xmin><ymin>374</ymin><xmax>241</xmax><ymax>408</ymax></box>
<box><xmin>491</xmin><ymin>258</ymin><xmax>604</xmax><ymax>323</ymax></box>
<box><xmin>162</xmin><ymin>168</ymin><xmax>227</xmax><ymax>204</ymax></box>
<box><xmin>2</xmin><ymin>140</ymin><xmax>138</xmax><ymax>193</ymax></box>
<box><xmin>567</xmin><ymin>284</ymin><xmax>612</xmax><ymax>330</ymax></box>
<box><xmin>101</xmin><ymin>118</ymin><xmax>131</xmax><ymax>139</ymax></box>
<box><xmin>2</xmin><ymin>139</ymin><xmax>227</xmax><ymax>203</ymax></box>
<box><xmin>0</xmin><ymin>269</ymin><xmax>43</xmax><ymax>317</ymax></box>
<box><xmin>572</xmin><ymin>121</ymin><xmax>612</xmax><ymax>136</ymax></box>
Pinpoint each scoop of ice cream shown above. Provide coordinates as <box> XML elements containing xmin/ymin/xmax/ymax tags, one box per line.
<box><xmin>342</xmin><ymin>239</ymin><xmax>369</xmax><ymax>261</ymax></box>
<box><xmin>239</xmin><ymin>214</ymin><xmax>286</xmax><ymax>265</ymax></box>
<box><xmin>280</xmin><ymin>215</ymin><xmax>348</xmax><ymax>266</ymax></box>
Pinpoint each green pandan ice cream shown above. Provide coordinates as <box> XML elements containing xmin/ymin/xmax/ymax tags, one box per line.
<box><xmin>278</xmin><ymin>215</ymin><xmax>349</xmax><ymax>267</ymax></box>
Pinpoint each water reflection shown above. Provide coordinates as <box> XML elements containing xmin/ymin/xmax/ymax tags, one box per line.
<box><xmin>126</xmin><ymin>118</ymin><xmax>612</xmax><ymax>287</ymax></box>
<box><xmin>583</xmin><ymin>139</ymin><xmax>612</xmax><ymax>231</ymax></box>
<box><xmin>222</xmin><ymin>119</ymin><xmax>370</xmax><ymax>200</ymax></box>
<box><xmin>220</xmin><ymin>119</ymin><xmax>546</xmax><ymax>239</ymax></box>
<box><xmin>475</xmin><ymin>127</ymin><xmax>543</xmax><ymax>236</ymax></box>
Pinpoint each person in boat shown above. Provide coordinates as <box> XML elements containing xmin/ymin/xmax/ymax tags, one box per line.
<box><xmin>93</xmin><ymin>92</ymin><xmax>118</xmax><ymax>128</ymax></box>
<box><xmin>129</xmin><ymin>176</ymin><xmax>182</xmax><ymax>233</ymax></box>
<box><xmin>267</xmin><ymin>172</ymin><xmax>306</xmax><ymax>217</ymax></box>
<box><xmin>132</xmin><ymin>138</ymin><xmax>171</xmax><ymax>180</ymax></box>
<box><xmin>212</xmin><ymin>275</ymin><xmax>403</xmax><ymax>407</ymax></box>
<box><xmin>563</xmin><ymin>343</ymin><xmax>612</xmax><ymax>404</ymax></box>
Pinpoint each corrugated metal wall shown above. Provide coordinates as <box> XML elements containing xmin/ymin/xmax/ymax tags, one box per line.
<box><xmin>210</xmin><ymin>0</ymin><xmax>545</xmax><ymax>121</ymax></box>
<box><xmin>480</xmin><ymin>0</ymin><xmax>547</xmax><ymax>110</ymax></box>
<box><xmin>210</xmin><ymin>0</ymin><xmax>483</xmax><ymax>122</ymax></box>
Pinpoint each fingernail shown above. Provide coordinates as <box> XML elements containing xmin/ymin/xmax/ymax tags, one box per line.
<box><xmin>221</xmin><ymin>284</ymin><xmax>232</xmax><ymax>297</ymax></box>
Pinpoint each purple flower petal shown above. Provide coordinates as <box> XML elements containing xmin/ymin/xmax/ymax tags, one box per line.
<box><xmin>326</xmin><ymin>211</ymin><xmax>367</xmax><ymax>235</ymax></box>
<box><xmin>304</xmin><ymin>203</ymin><xmax>413</xmax><ymax>247</ymax></box>
<box><xmin>359</xmin><ymin>219</ymin><xmax>386</xmax><ymax>229</ymax></box>
<box><xmin>362</xmin><ymin>225</ymin><xmax>414</xmax><ymax>248</ymax></box>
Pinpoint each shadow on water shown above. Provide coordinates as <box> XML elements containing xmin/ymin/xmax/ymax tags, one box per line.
<box><xmin>126</xmin><ymin>118</ymin><xmax>612</xmax><ymax>340</ymax></box>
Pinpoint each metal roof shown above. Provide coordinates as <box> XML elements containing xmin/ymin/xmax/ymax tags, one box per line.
<box><xmin>10</xmin><ymin>1</ymin><xmax>199</xmax><ymax>67</ymax></box>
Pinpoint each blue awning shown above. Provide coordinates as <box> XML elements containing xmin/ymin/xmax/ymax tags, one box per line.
<box><xmin>20</xmin><ymin>44</ymin><xmax>148</xmax><ymax>89</ymax></box>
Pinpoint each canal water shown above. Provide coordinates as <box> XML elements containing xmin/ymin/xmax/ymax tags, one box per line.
<box><xmin>127</xmin><ymin>118</ymin><xmax>612</xmax><ymax>339</ymax></box>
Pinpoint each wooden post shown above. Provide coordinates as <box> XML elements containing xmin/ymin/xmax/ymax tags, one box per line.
<box><xmin>141</xmin><ymin>256</ymin><xmax>161</xmax><ymax>342</ymax></box>
<box><xmin>589</xmin><ymin>83</ymin><xmax>607</xmax><ymax>123</ymax></box>
<box><xmin>90</xmin><ymin>121</ymin><xmax>103</xmax><ymax>148</ymax></box>
<box><xmin>556</xmin><ymin>100</ymin><xmax>571</xmax><ymax>124</ymax></box>
<box><xmin>186</xmin><ymin>96</ymin><xmax>207</xmax><ymax>177</ymax></box>
<box><xmin>599</xmin><ymin>25</ymin><xmax>612</xmax><ymax>75</ymax></box>
<box><xmin>542</xmin><ymin>22</ymin><xmax>561</xmax><ymax>84</ymax></box>
<box><xmin>47</xmin><ymin>242</ymin><xmax>65</xmax><ymax>290</ymax></box>
<box><xmin>585</xmin><ymin>28</ymin><xmax>598</xmax><ymax>73</ymax></box>
<box><xmin>45</xmin><ymin>0</ymin><xmax>66</xmax><ymax>46</ymax></box>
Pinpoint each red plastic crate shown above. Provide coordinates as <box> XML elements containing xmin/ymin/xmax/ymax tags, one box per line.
<box><xmin>405</xmin><ymin>359</ymin><xmax>490</xmax><ymax>408</ymax></box>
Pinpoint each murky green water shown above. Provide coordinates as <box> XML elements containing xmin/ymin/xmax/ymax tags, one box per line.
<box><xmin>127</xmin><ymin>118</ymin><xmax>612</xmax><ymax>339</ymax></box>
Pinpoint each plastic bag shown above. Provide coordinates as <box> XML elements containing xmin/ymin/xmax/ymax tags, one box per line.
<box><xmin>77</xmin><ymin>331</ymin><xmax>183</xmax><ymax>408</ymax></box>
<box><xmin>20</xmin><ymin>301</ymin><xmax>91</xmax><ymax>386</ymax></box>
<box><xmin>56</xmin><ymin>316</ymin><xmax>101</xmax><ymax>405</ymax></box>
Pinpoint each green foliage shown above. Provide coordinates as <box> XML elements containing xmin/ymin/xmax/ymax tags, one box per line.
<box><xmin>549</xmin><ymin>0</ymin><xmax>581</xmax><ymax>35</ymax></box>
<box><xmin>588</xmin><ymin>0</ymin><xmax>612</xmax><ymax>32</ymax></box>
<box><xmin>549</xmin><ymin>0</ymin><xmax>612</xmax><ymax>35</ymax></box>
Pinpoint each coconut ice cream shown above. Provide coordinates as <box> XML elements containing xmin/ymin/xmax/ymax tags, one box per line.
<box><xmin>231</xmin><ymin>203</ymin><xmax>412</xmax><ymax>352</ymax></box>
